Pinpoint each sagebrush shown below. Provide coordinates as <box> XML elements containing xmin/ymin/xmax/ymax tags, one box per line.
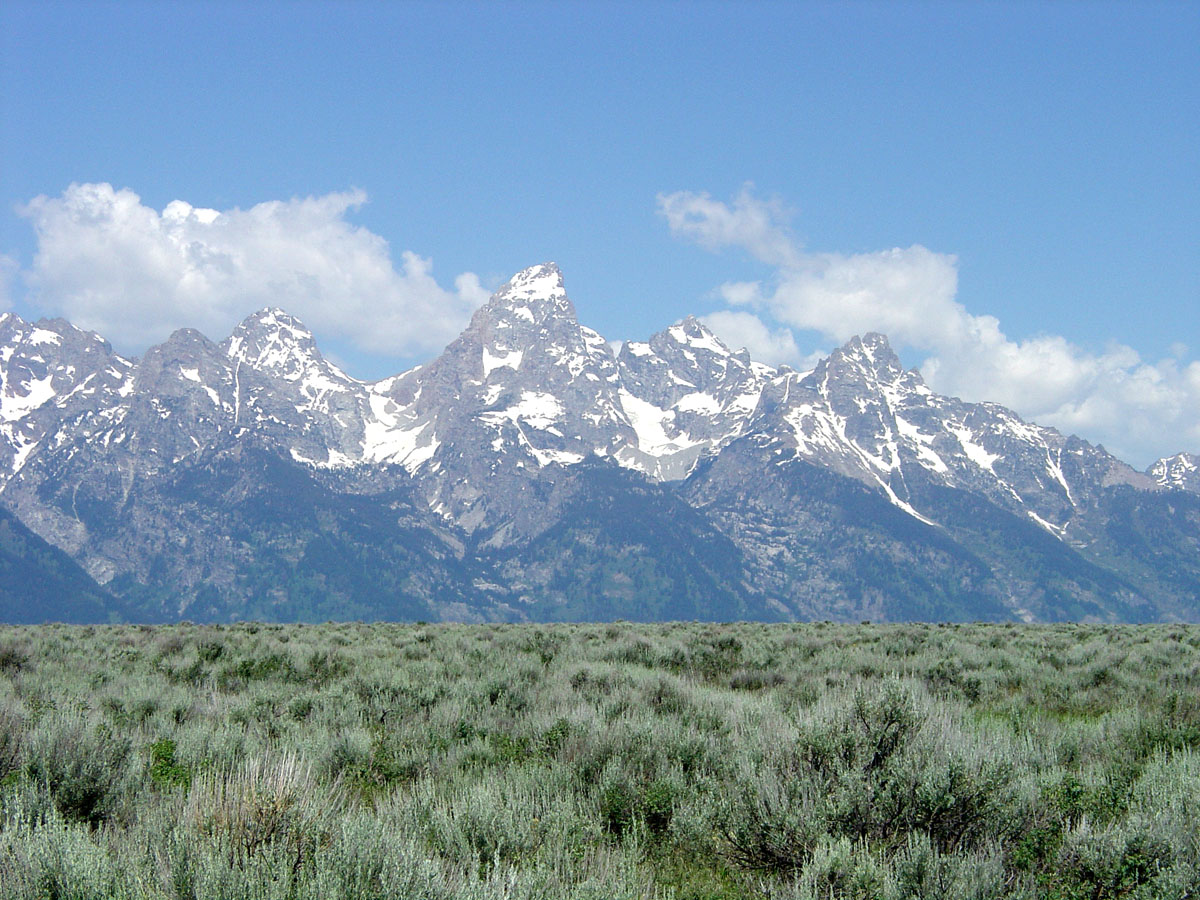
<box><xmin>0</xmin><ymin>621</ymin><xmax>1197</xmax><ymax>898</ymax></box>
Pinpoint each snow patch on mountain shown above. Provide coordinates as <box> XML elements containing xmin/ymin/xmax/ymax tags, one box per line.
<box><xmin>526</xmin><ymin>446</ymin><xmax>586</xmax><ymax>467</ymax></box>
<box><xmin>617</xmin><ymin>389</ymin><xmax>699</xmax><ymax>456</ymax></box>
<box><xmin>949</xmin><ymin>425</ymin><xmax>1000</xmax><ymax>472</ymax></box>
<box><xmin>1027</xmin><ymin>509</ymin><xmax>1067</xmax><ymax>537</ymax></box>
<box><xmin>1149</xmin><ymin>452</ymin><xmax>1200</xmax><ymax>493</ymax></box>
<box><xmin>675</xmin><ymin>392</ymin><xmax>721</xmax><ymax>415</ymax></box>
<box><xmin>482</xmin><ymin>347</ymin><xmax>523</xmax><ymax>376</ymax></box>
<box><xmin>480</xmin><ymin>391</ymin><xmax>565</xmax><ymax>431</ymax></box>
<box><xmin>893</xmin><ymin>415</ymin><xmax>949</xmax><ymax>473</ymax></box>
<box><xmin>1</xmin><ymin>375</ymin><xmax>57</xmax><ymax>422</ymax></box>
<box><xmin>28</xmin><ymin>328</ymin><xmax>62</xmax><ymax>347</ymax></box>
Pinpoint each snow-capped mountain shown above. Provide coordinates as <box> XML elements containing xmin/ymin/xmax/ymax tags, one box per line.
<box><xmin>742</xmin><ymin>333</ymin><xmax>1155</xmax><ymax>535</ymax></box>
<box><xmin>0</xmin><ymin>312</ymin><xmax>134</xmax><ymax>478</ymax></box>
<box><xmin>360</xmin><ymin>263</ymin><xmax>775</xmax><ymax>533</ymax></box>
<box><xmin>363</xmin><ymin>263</ymin><xmax>636</xmax><ymax>532</ymax></box>
<box><xmin>1</xmin><ymin>264</ymin><xmax>1197</xmax><ymax>624</ymax></box>
<box><xmin>615</xmin><ymin>315</ymin><xmax>774</xmax><ymax>480</ymax></box>
<box><xmin>1149</xmin><ymin>453</ymin><xmax>1200</xmax><ymax>493</ymax></box>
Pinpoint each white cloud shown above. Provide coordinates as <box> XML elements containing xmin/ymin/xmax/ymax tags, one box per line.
<box><xmin>18</xmin><ymin>183</ymin><xmax>488</xmax><ymax>359</ymax></box>
<box><xmin>663</xmin><ymin>187</ymin><xmax>1200</xmax><ymax>466</ymax></box>
<box><xmin>657</xmin><ymin>186</ymin><xmax>802</xmax><ymax>269</ymax></box>
<box><xmin>761</xmin><ymin>247</ymin><xmax>963</xmax><ymax>351</ymax></box>
<box><xmin>699</xmin><ymin>310</ymin><xmax>813</xmax><ymax>371</ymax></box>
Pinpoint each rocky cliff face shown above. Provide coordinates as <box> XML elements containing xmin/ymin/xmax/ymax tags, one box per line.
<box><xmin>1</xmin><ymin>264</ymin><xmax>1197</xmax><ymax>623</ymax></box>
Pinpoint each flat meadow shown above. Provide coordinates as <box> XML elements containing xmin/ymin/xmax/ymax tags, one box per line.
<box><xmin>0</xmin><ymin>621</ymin><xmax>1197</xmax><ymax>899</ymax></box>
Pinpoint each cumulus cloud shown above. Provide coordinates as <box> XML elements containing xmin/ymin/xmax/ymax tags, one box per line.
<box><xmin>699</xmin><ymin>309</ymin><xmax>813</xmax><ymax>370</ymax></box>
<box><xmin>18</xmin><ymin>182</ymin><xmax>488</xmax><ymax>358</ymax></box>
<box><xmin>658</xmin><ymin>186</ymin><xmax>802</xmax><ymax>269</ymax></box>
<box><xmin>661</xmin><ymin>187</ymin><xmax>1200</xmax><ymax>466</ymax></box>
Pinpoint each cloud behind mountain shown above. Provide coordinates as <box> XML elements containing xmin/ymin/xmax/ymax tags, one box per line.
<box><xmin>660</xmin><ymin>186</ymin><xmax>1200</xmax><ymax>467</ymax></box>
<box><xmin>18</xmin><ymin>182</ymin><xmax>489</xmax><ymax>360</ymax></box>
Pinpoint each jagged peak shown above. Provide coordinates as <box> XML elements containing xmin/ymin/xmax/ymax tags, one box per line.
<box><xmin>824</xmin><ymin>332</ymin><xmax>906</xmax><ymax>380</ymax></box>
<box><xmin>475</xmin><ymin>263</ymin><xmax>575</xmax><ymax>325</ymax></box>
<box><xmin>497</xmin><ymin>262</ymin><xmax>566</xmax><ymax>302</ymax></box>
<box><xmin>632</xmin><ymin>316</ymin><xmax>740</xmax><ymax>367</ymax></box>
<box><xmin>0</xmin><ymin>313</ymin><xmax>56</xmax><ymax>347</ymax></box>
<box><xmin>224</xmin><ymin>307</ymin><xmax>326</xmax><ymax>373</ymax></box>
<box><xmin>507</xmin><ymin>261</ymin><xmax>563</xmax><ymax>289</ymax></box>
<box><xmin>0</xmin><ymin>313</ymin><xmax>111</xmax><ymax>352</ymax></box>
<box><xmin>1153</xmin><ymin>451</ymin><xmax>1198</xmax><ymax>467</ymax></box>
<box><xmin>157</xmin><ymin>327</ymin><xmax>218</xmax><ymax>351</ymax></box>
<box><xmin>233</xmin><ymin>307</ymin><xmax>315</xmax><ymax>339</ymax></box>
<box><xmin>662</xmin><ymin>316</ymin><xmax>733</xmax><ymax>354</ymax></box>
<box><xmin>227</xmin><ymin>307</ymin><xmax>317</xmax><ymax>346</ymax></box>
<box><xmin>847</xmin><ymin>331</ymin><xmax>896</xmax><ymax>357</ymax></box>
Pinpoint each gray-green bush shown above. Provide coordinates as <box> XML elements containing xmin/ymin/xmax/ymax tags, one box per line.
<box><xmin>0</xmin><ymin>621</ymin><xmax>1197</xmax><ymax>898</ymax></box>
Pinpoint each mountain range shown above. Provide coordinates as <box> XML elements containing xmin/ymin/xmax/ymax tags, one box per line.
<box><xmin>1</xmin><ymin>263</ymin><xmax>1197</xmax><ymax>624</ymax></box>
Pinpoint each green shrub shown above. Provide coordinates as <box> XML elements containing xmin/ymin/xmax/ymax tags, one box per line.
<box><xmin>26</xmin><ymin>714</ymin><xmax>131</xmax><ymax>827</ymax></box>
<box><xmin>196</xmin><ymin>640</ymin><xmax>225</xmax><ymax>663</ymax></box>
<box><xmin>540</xmin><ymin>717</ymin><xmax>571</xmax><ymax>756</ymax></box>
<box><xmin>0</xmin><ymin>639</ymin><xmax>29</xmax><ymax>673</ymax></box>
<box><xmin>0</xmin><ymin>702</ymin><xmax>24</xmax><ymax>779</ymax></box>
<box><xmin>1045</xmin><ymin>829</ymin><xmax>1172</xmax><ymax>900</ymax></box>
<box><xmin>642</xmin><ymin>776</ymin><xmax>677</xmax><ymax>836</ymax></box>
<box><xmin>148</xmin><ymin>738</ymin><xmax>192</xmax><ymax>790</ymax></box>
<box><xmin>600</xmin><ymin>780</ymin><xmax>638</xmax><ymax>836</ymax></box>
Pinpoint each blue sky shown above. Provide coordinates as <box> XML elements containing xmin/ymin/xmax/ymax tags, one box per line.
<box><xmin>0</xmin><ymin>0</ymin><xmax>1196</xmax><ymax>465</ymax></box>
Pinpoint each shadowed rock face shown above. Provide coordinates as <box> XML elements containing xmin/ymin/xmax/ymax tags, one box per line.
<box><xmin>0</xmin><ymin>265</ymin><xmax>1197</xmax><ymax>624</ymax></box>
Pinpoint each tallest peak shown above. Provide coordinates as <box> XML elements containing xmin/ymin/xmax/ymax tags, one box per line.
<box><xmin>476</xmin><ymin>262</ymin><xmax>576</xmax><ymax>325</ymax></box>
<box><xmin>501</xmin><ymin>262</ymin><xmax>565</xmax><ymax>298</ymax></box>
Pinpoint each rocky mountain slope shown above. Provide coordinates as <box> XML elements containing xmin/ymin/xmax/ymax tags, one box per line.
<box><xmin>1</xmin><ymin>264</ymin><xmax>1196</xmax><ymax>623</ymax></box>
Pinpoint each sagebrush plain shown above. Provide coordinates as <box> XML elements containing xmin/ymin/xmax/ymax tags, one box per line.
<box><xmin>0</xmin><ymin>621</ymin><xmax>1197</xmax><ymax>899</ymax></box>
